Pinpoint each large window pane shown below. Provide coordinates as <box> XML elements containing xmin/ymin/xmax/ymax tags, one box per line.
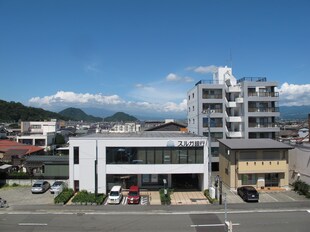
<box><xmin>163</xmin><ymin>148</ymin><xmax>171</xmax><ymax>164</ymax></box>
<box><xmin>196</xmin><ymin>148</ymin><xmax>203</xmax><ymax>163</ymax></box>
<box><xmin>137</xmin><ymin>149</ymin><xmax>146</xmax><ymax>164</ymax></box>
<box><xmin>179</xmin><ymin>148</ymin><xmax>188</xmax><ymax>164</ymax></box>
<box><xmin>155</xmin><ymin>148</ymin><xmax>163</xmax><ymax>164</ymax></box>
<box><xmin>171</xmin><ymin>149</ymin><xmax>179</xmax><ymax>164</ymax></box>
<box><xmin>146</xmin><ymin>148</ymin><xmax>155</xmax><ymax>164</ymax></box>
<box><xmin>188</xmin><ymin>148</ymin><xmax>196</xmax><ymax>164</ymax></box>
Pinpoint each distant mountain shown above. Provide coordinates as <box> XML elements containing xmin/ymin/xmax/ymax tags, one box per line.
<box><xmin>104</xmin><ymin>112</ymin><xmax>138</xmax><ymax>122</ymax></box>
<box><xmin>59</xmin><ymin>107</ymin><xmax>103</xmax><ymax>122</ymax></box>
<box><xmin>0</xmin><ymin>99</ymin><xmax>71</xmax><ymax>122</ymax></box>
<box><xmin>79</xmin><ymin>107</ymin><xmax>116</xmax><ymax>118</ymax></box>
<box><xmin>280</xmin><ymin>105</ymin><xmax>310</xmax><ymax>120</ymax></box>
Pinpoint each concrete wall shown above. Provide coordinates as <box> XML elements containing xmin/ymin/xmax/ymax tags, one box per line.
<box><xmin>289</xmin><ymin>144</ymin><xmax>310</xmax><ymax>185</ymax></box>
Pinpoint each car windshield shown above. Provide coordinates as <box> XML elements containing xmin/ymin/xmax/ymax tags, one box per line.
<box><xmin>110</xmin><ymin>191</ymin><xmax>119</xmax><ymax>196</ymax></box>
<box><xmin>53</xmin><ymin>182</ymin><xmax>62</xmax><ymax>186</ymax></box>
<box><xmin>33</xmin><ymin>184</ymin><xmax>42</xmax><ymax>187</ymax></box>
<box><xmin>128</xmin><ymin>191</ymin><xmax>138</xmax><ymax>196</ymax></box>
<box><xmin>247</xmin><ymin>190</ymin><xmax>257</xmax><ymax>194</ymax></box>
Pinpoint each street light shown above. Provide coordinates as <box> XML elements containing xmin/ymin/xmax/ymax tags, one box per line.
<box><xmin>202</xmin><ymin>107</ymin><xmax>213</xmax><ymax>189</ymax></box>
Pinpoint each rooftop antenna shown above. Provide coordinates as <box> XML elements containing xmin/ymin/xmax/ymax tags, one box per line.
<box><xmin>229</xmin><ymin>48</ymin><xmax>233</xmax><ymax>69</ymax></box>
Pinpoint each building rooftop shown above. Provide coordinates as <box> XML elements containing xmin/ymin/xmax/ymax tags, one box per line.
<box><xmin>71</xmin><ymin>131</ymin><xmax>204</xmax><ymax>140</ymax></box>
<box><xmin>218</xmin><ymin>139</ymin><xmax>293</xmax><ymax>150</ymax></box>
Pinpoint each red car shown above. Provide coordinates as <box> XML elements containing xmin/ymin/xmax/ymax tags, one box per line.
<box><xmin>127</xmin><ymin>186</ymin><xmax>140</xmax><ymax>204</ymax></box>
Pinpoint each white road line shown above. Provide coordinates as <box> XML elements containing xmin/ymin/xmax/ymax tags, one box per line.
<box><xmin>191</xmin><ymin>223</ymin><xmax>240</xmax><ymax>227</ymax></box>
<box><xmin>307</xmin><ymin>210</ymin><xmax>310</xmax><ymax>214</ymax></box>
<box><xmin>18</xmin><ymin>223</ymin><xmax>48</xmax><ymax>226</ymax></box>
<box><xmin>281</xmin><ymin>194</ymin><xmax>296</xmax><ymax>201</ymax></box>
<box><xmin>264</xmin><ymin>193</ymin><xmax>279</xmax><ymax>202</ymax></box>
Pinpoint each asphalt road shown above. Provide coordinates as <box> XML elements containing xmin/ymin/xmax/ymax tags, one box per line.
<box><xmin>0</xmin><ymin>208</ymin><xmax>309</xmax><ymax>232</ymax></box>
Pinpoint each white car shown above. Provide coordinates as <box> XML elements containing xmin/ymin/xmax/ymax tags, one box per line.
<box><xmin>50</xmin><ymin>181</ymin><xmax>65</xmax><ymax>194</ymax></box>
<box><xmin>31</xmin><ymin>180</ymin><xmax>50</xmax><ymax>194</ymax></box>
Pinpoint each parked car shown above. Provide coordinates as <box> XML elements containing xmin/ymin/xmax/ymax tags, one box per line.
<box><xmin>50</xmin><ymin>181</ymin><xmax>65</xmax><ymax>194</ymax></box>
<box><xmin>127</xmin><ymin>185</ymin><xmax>140</xmax><ymax>204</ymax></box>
<box><xmin>108</xmin><ymin>185</ymin><xmax>123</xmax><ymax>204</ymax></box>
<box><xmin>237</xmin><ymin>186</ymin><xmax>259</xmax><ymax>202</ymax></box>
<box><xmin>31</xmin><ymin>180</ymin><xmax>50</xmax><ymax>194</ymax></box>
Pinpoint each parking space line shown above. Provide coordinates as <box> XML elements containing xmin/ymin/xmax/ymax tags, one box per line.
<box><xmin>281</xmin><ymin>193</ymin><xmax>296</xmax><ymax>201</ymax></box>
<box><xmin>264</xmin><ymin>193</ymin><xmax>278</xmax><ymax>202</ymax></box>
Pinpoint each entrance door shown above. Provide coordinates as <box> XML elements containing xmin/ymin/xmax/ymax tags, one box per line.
<box><xmin>265</xmin><ymin>173</ymin><xmax>279</xmax><ymax>187</ymax></box>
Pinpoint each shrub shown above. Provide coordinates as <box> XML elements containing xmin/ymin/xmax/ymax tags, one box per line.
<box><xmin>71</xmin><ymin>190</ymin><xmax>105</xmax><ymax>205</ymax></box>
<box><xmin>159</xmin><ymin>188</ymin><xmax>173</xmax><ymax>205</ymax></box>
<box><xmin>292</xmin><ymin>180</ymin><xmax>310</xmax><ymax>196</ymax></box>
<box><xmin>12</xmin><ymin>183</ymin><xmax>19</xmax><ymax>187</ymax></box>
<box><xmin>54</xmin><ymin>188</ymin><xmax>74</xmax><ymax>204</ymax></box>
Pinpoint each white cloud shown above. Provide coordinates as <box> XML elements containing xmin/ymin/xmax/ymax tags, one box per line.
<box><xmin>29</xmin><ymin>91</ymin><xmax>124</xmax><ymax>106</ymax></box>
<box><xmin>166</xmin><ymin>73</ymin><xmax>194</xmax><ymax>82</ymax></box>
<box><xmin>28</xmin><ymin>91</ymin><xmax>187</xmax><ymax>114</ymax></box>
<box><xmin>187</xmin><ymin>65</ymin><xmax>218</xmax><ymax>74</ymax></box>
<box><xmin>277</xmin><ymin>82</ymin><xmax>310</xmax><ymax>106</ymax></box>
<box><xmin>84</xmin><ymin>63</ymin><xmax>101</xmax><ymax>73</ymax></box>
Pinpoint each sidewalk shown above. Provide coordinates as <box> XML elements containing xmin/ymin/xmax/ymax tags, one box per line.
<box><xmin>170</xmin><ymin>191</ymin><xmax>209</xmax><ymax>205</ymax></box>
<box><xmin>141</xmin><ymin>190</ymin><xmax>161</xmax><ymax>205</ymax></box>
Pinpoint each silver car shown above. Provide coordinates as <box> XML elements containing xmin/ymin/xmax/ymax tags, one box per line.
<box><xmin>31</xmin><ymin>180</ymin><xmax>50</xmax><ymax>194</ymax></box>
<box><xmin>50</xmin><ymin>181</ymin><xmax>65</xmax><ymax>194</ymax></box>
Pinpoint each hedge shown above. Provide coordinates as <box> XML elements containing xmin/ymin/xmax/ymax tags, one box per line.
<box><xmin>71</xmin><ymin>190</ymin><xmax>106</xmax><ymax>205</ymax></box>
<box><xmin>292</xmin><ymin>180</ymin><xmax>310</xmax><ymax>198</ymax></box>
<box><xmin>204</xmin><ymin>189</ymin><xmax>217</xmax><ymax>204</ymax></box>
<box><xmin>54</xmin><ymin>188</ymin><xmax>74</xmax><ymax>204</ymax></box>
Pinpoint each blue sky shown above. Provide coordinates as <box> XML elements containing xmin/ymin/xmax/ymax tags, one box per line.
<box><xmin>1</xmin><ymin>0</ymin><xmax>309</xmax><ymax>119</ymax></box>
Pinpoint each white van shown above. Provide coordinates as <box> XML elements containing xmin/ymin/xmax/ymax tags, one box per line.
<box><xmin>108</xmin><ymin>185</ymin><xmax>123</xmax><ymax>204</ymax></box>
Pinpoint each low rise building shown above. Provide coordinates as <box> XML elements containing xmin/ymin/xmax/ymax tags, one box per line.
<box><xmin>218</xmin><ymin>139</ymin><xmax>293</xmax><ymax>190</ymax></box>
<box><xmin>69</xmin><ymin>131</ymin><xmax>208</xmax><ymax>194</ymax></box>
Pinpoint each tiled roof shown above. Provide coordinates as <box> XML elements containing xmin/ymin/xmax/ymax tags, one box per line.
<box><xmin>0</xmin><ymin>139</ymin><xmax>43</xmax><ymax>155</ymax></box>
<box><xmin>218</xmin><ymin>139</ymin><xmax>293</xmax><ymax>150</ymax></box>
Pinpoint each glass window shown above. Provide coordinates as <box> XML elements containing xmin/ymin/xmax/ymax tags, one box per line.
<box><xmin>73</xmin><ymin>147</ymin><xmax>79</xmax><ymax>164</ymax></box>
<box><xmin>163</xmin><ymin>148</ymin><xmax>171</xmax><ymax>164</ymax></box>
<box><xmin>188</xmin><ymin>148</ymin><xmax>196</xmax><ymax>164</ymax></box>
<box><xmin>196</xmin><ymin>148</ymin><xmax>203</xmax><ymax>163</ymax></box>
<box><xmin>146</xmin><ymin>148</ymin><xmax>155</xmax><ymax>164</ymax></box>
<box><xmin>242</xmin><ymin>174</ymin><xmax>257</xmax><ymax>185</ymax></box>
<box><xmin>179</xmin><ymin>149</ymin><xmax>188</xmax><ymax>164</ymax></box>
<box><xmin>137</xmin><ymin>149</ymin><xmax>146</xmax><ymax>164</ymax></box>
<box><xmin>171</xmin><ymin>149</ymin><xmax>179</xmax><ymax>164</ymax></box>
<box><xmin>155</xmin><ymin>148</ymin><xmax>163</xmax><ymax>164</ymax></box>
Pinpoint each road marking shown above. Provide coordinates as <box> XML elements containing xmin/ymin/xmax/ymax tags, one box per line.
<box><xmin>264</xmin><ymin>193</ymin><xmax>279</xmax><ymax>202</ymax></box>
<box><xmin>307</xmin><ymin>210</ymin><xmax>310</xmax><ymax>214</ymax></box>
<box><xmin>191</xmin><ymin>223</ymin><xmax>240</xmax><ymax>227</ymax></box>
<box><xmin>18</xmin><ymin>223</ymin><xmax>48</xmax><ymax>226</ymax></box>
<box><xmin>281</xmin><ymin>194</ymin><xmax>296</xmax><ymax>201</ymax></box>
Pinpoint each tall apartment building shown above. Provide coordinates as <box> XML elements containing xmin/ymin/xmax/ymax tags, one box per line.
<box><xmin>187</xmin><ymin>66</ymin><xmax>280</xmax><ymax>171</ymax></box>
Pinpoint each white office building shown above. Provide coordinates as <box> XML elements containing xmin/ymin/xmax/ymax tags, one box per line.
<box><xmin>187</xmin><ymin>66</ymin><xmax>280</xmax><ymax>171</ymax></box>
<box><xmin>69</xmin><ymin>131</ymin><xmax>208</xmax><ymax>194</ymax></box>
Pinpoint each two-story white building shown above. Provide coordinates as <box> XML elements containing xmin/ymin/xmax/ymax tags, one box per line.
<box><xmin>69</xmin><ymin>131</ymin><xmax>208</xmax><ymax>194</ymax></box>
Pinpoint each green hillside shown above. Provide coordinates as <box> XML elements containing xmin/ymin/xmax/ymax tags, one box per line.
<box><xmin>0</xmin><ymin>100</ymin><xmax>70</xmax><ymax>122</ymax></box>
<box><xmin>59</xmin><ymin>107</ymin><xmax>103</xmax><ymax>122</ymax></box>
<box><xmin>104</xmin><ymin>112</ymin><xmax>138</xmax><ymax>122</ymax></box>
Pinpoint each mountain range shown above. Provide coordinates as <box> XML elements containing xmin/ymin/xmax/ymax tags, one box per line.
<box><xmin>0</xmin><ymin>99</ymin><xmax>309</xmax><ymax>123</ymax></box>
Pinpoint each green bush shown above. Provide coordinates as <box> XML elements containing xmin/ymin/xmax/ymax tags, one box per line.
<box><xmin>12</xmin><ymin>183</ymin><xmax>19</xmax><ymax>187</ymax></box>
<box><xmin>54</xmin><ymin>188</ymin><xmax>74</xmax><ymax>204</ymax></box>
<box><xmin>71</xmin><ymin>190</ymin><xmax>105</xmax><ymax>205</ymax></box>
<box><xmin>204</xmin><ymin>189</ymin><xmax>217</xmax><ymax>204</ymax></box>
<box><xmin>159</xmin><ymin>188</ymin><xmax>173</xmax><ymax>205</ymax></box>
<box><xmin>292</xmin><ymin>180</ymin><xmax>310</xmax><ymax>196</ymax></box>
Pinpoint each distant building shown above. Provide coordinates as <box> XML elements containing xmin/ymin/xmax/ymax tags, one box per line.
<box><xmin>145</xmin><ymin>121</ymin><xmax>187</xmax><ymax>132</ymax></box>
<box><xmin>16</xmin><ymin>120</ymin><xmax>59</xmax><ymax>150</ymax></box>
<box><xmin>108</xmin><ymin>122</ymin><xmax>141</xmax><ymax>133</ymax></box>
<box><xmin>187</xmin><ymin>66</ymin><xmax>280</xmax><ymax>171</ymax></box>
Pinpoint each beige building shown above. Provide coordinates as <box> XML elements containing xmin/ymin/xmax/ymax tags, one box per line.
<box><xmin>218</xmin><ymin>139</ymin><xmax>292</xmax><ymax>190</ymax></box>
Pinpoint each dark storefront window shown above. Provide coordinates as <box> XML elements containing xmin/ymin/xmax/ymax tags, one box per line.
<box><xmin>106</xmin><ymin>147</ymin><xmax>204</xmax><ymax>164</ymax></box>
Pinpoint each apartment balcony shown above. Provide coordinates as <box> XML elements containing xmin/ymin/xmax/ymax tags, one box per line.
<box><xmin>227</xmin><ymin>101</ymin><xmax>237</xmax><ymax>107</ymax></box>
<box><xmin>237</xmin><ymin>160</ymin><xmax>287</xmax><ymax>174</ymax></box>
<box><xmin>248</xmin><ymin>92</ymin><xmax>279</xmax><ymax>97</ymax></box>
<box><xmin>235</xmin><ymin>97</ymin><xmax>243</xmax><ymax>103</ymax></box>
<box><xmin>228</xmin><ymin>86</ymin><xmax>241</xmax><ymax>92</ymax></box>
<box><xmin>226</xmin><ymin>116</ymin><xmax>243</xmax><ymax>122</ymax></box>
<box><xmin>248</xmin><ymin>122</ymin><xmax>277</xmax><ymax>128</ymax></box>
<box><xmin>226</xmin><ymin>131</ymin><xmax>243</xmax><ymax>138</ymax></box>
<box><xmin>248</xmin><ymin>107</ymin><xmax>279</xmax><ymax>113</ymax></box>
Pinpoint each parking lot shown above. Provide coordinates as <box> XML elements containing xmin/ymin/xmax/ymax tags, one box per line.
<box><xmin>223</xmin><ymin>187</ymin><xmax>308</xmax><ymax>203</ymax></box>
<box><xmin>1</xmin><ymin>186</ymin><xmax>308</xmax><ymax>207</ymax></box>
<box><xmin>0</xmin><ymin>186</ymin><xmax>54</xmax><ymax>206</ymax></box>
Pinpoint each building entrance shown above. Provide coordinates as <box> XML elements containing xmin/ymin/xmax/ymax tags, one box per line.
<box><xmin>171</xmin><ymin>174</ymin><xmax>199</xmax><ymax>190</ymax></box>
<box><xmin>265</xmin><ymin>173</ymin><xmax>279</xmax><ymax>187</ymax></box>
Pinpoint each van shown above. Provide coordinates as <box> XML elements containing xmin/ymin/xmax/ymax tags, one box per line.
<box><xmin>108</xmin><ymin>185</ymin><xmax>123</xmax><ymax>204</ymax></box>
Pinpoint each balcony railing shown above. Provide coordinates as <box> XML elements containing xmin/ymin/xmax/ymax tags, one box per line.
<box><xmin>202</xmin><ymin>108</ymin><xmax>223</xmax><ymax>113</ymax></box>
<box><xmin>248</xmin><ymin>92</ymin><xmax>279</xmax><ymax>97</ymax></box>
<box><xmin>202</xmin><ymin>94</ymin><xmax>223</xmax><ymax>99</ymax></box>
<box><xmin>248</xmin><ymin>123</ymin><xmax>277</xmax><ymax>128</ymax></box>
<box><xmin>248</xmin><ymin>107</ymin><xmax>279</xmax><ymax>113</ymax></box>
<box><xmin>237</xmin><ymin>77</ymin><xmax>267</xmax><ymax>83</ymax></box>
